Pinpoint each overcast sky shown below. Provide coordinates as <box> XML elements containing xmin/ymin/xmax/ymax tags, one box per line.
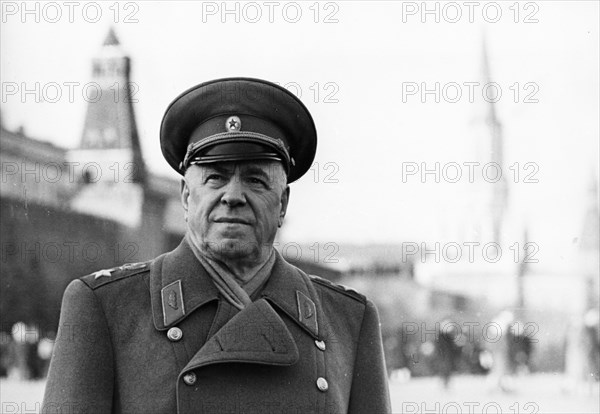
<box><xmin>1</xmin><ymin>1</ymin><xmax>598</xmax><ymax>271</ymax></box>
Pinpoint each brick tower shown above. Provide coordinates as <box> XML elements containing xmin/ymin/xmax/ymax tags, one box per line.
<box><xmin>68</xmin><ymin>28</ymin><xmax>146</xmax><ymax>227</ymax></box>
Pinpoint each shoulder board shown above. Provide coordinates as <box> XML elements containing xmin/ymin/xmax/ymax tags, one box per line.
<box><xmin>309</xmin><ymin>274</ymin><xmax>366</xmax><ymax>304</ymax></box>
<box><xmin>80</xmin><ymin>261</ymin><xmax>151</xmax><ymax>290</ymax></box>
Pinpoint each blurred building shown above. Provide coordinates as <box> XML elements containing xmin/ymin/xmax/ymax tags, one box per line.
<box><xmin>0</xmin><ymin>29</ymin><xmax>185</xmax><ymax>333</ymax></box>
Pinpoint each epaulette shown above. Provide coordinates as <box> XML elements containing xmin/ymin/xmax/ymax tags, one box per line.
<box><xmin>309</xmin><ymin>274</ymin><xmax>366</xmax><ymax>304</ymax></box>
<box><xmin>80</xmin><ymin>261</ymin><xmax>151</xmax><ymax>290</ymax></box>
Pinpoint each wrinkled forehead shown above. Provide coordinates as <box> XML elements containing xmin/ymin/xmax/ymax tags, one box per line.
<box><xmin>188</xmin><ymin>159</ymin><xmax>283</xmax><ymax>178</ymax></box>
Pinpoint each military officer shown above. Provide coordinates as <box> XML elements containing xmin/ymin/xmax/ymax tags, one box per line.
<box><xmin>42</xmin><ymin>78</ymin><xmax>391</xmax><ymax>414</ymax></box>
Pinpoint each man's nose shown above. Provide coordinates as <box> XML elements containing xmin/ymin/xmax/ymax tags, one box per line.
<box><xmin>220</xmin><ymin>177</ymin><xmax>246</xmax><ymax>207</ymax></box>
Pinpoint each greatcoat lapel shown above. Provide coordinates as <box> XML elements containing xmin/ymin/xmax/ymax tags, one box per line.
<box><xmin>182</xmin><ymin>298</ymin><xmax>299</xmax><ymax>371</ymax></box>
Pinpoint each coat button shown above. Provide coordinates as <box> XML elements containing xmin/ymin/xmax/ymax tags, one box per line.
<box><xmin>316</xmin><ymin>377</ymin><xmax>329</xmax><ymax>392</ymax></box>
<box><xmin>183</xmin><ymin>372</ymin><xmax>197</xmax><ymax>386</ymax></box>
<box><xmin>315</xmin><ymin>340</ymin><xmax>326</xmax><ymax>351</ymax></box>
<box><xmin>167</xmin><ymin>327</ymin><xmax>183</xmax><ymax>341</ymax></box>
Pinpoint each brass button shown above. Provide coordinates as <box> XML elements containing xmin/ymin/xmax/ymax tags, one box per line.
<box><xmin>183</xmin><ymin>372</ymin><xmax>197</xmax><ymax>386</ymax></box>
<box><xmin>316</xmin><ymin>377</ymin><xmax>328</xmax><ymax>392</ymax></box>
<box><xmin>167</xmin><ymin>327</ymin><xmax>183</xmax><ymax>342</ymax></box>
<box><xmin>315</xmin><ymin>340</ymin><xmax>326</xmax><ymax>351</ymax></box>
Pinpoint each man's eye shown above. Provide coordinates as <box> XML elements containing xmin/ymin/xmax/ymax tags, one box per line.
<box><xmin>247</xmin><ymin>177</ymin><xmax>267</xmax><ymax>186</ymax></box>
<box><xmin>205</xmin><ymin>174</ymin><xmax>225</xmax><ymax>182</ymax></box>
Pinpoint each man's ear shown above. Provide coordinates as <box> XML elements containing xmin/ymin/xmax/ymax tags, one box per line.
<box><xmin>280</xmin><ymin>186</ymin><xmax>290</xmax><ymax>218</ymax></box>
<box><xmin>180</xmin><ymin>178</ymin><xmax>190</xmax><ymax>212</ymax></box>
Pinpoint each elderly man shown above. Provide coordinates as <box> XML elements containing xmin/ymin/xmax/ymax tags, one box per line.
<box><xmin>43</xmin><ymin>78</ymin><xmax>390</xmax><ymax>413</ymax></box>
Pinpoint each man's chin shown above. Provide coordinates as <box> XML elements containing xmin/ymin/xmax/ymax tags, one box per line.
<box><xmin>204</xmin><ymin>238</ymin><xmax>260</xmax><ymax>260</ymax></box>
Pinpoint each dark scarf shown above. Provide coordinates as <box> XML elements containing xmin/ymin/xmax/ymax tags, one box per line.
<box><xmin>185</xmin><ymin>233</ymin><xmax>275</xmax><ymax>310</ymax></box>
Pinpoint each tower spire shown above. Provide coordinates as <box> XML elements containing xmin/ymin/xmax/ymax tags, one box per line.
<box><xmin>103</xmin><ymin>26</ymin><xmax>120</xmax><ymax>46</ymax></box>
<box><xmin>78</xmin><ymin>27</ymin><xmax>145</xmax><ymax>183</ymax></box>
<box><xmin>67</xmin><ymin>28</ymin><xmax>145</xmax><ymax>228</ymax></box>
<box><xmin>482</xmin><ymin>33</ymin><xmax>508</xmax><ymax>244</ymax></box>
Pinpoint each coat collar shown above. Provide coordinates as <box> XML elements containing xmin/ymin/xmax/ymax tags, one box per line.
<box><xmin>260</xmin><ymin>250</ymin><xmax>321</xmax><ymax>339</ymax></box>
<box><xmin>150</xmin><ymin>238</ymin><xmax>322</xmax><ymax>339</ymax></box>
<box><xmin>150</xmin><ymin>238</ymin><xmax>219</xmax><ymax>331</ymax></box>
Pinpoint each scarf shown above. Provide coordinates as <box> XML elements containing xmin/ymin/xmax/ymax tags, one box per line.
<box><xmin>185</xmin><ymin>233</ymin><xmax>276</xmax><ymax>310</ymax></box>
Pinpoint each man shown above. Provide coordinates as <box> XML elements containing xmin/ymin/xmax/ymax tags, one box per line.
<box><xmin>434</xmin><ymin>318</ymin><xmax>463</xmax><ymax>390</ymax></box>
<box><xmin>43</xmin><ymin>78</ymin><xmax>391</xmax><ymax>413</ymax></box>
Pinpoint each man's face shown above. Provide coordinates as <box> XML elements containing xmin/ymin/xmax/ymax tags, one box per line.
<box><xmin>181</xmin><ymin>160</ymin><xmax>289</xmax><ymax>263</ymax></box>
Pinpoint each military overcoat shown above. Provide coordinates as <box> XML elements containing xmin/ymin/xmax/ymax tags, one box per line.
<box><xmin>43</xmin><ymin>239</ymin><xmax>391</xmax><ymax>413</ymax></box>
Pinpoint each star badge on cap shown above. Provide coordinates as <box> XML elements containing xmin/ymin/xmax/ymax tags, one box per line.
<box><xmin>225</xmin><ymin>116</ymin><xmax>241</xmax><ymax>132</ymax></box>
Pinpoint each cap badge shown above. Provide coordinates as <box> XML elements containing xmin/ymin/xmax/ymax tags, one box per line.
<box><xmin>225</xmin><ymin>116</ymin><xmax>241</xmax><ymax>132</ymax></box>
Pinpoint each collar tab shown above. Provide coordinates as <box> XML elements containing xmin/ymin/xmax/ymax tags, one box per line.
<box><xmin>161</xmin><ymin>280</ymin><xmax>186</xmax><ymax>326</ymax></box>
<box><xmin>296</xmin><ymin>290</ymin><xmax>318</xmax><ymax>337</ymax></box>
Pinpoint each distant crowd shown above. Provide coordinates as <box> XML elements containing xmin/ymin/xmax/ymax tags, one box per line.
<box><xmin>387</xmin><ymin>308</ymin><xmax>599</xmax><ymax>393</ymax></box>
<box><xmin>0</xmin><ymin>322</ymin><xmax>53</xmax><ymax>380</ymax></box>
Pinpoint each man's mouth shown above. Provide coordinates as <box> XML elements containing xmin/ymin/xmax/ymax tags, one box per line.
<box><xmin>213</xmin><ymin>217</ymin><xmax>251</xmax><ymax>225</ymax></box>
